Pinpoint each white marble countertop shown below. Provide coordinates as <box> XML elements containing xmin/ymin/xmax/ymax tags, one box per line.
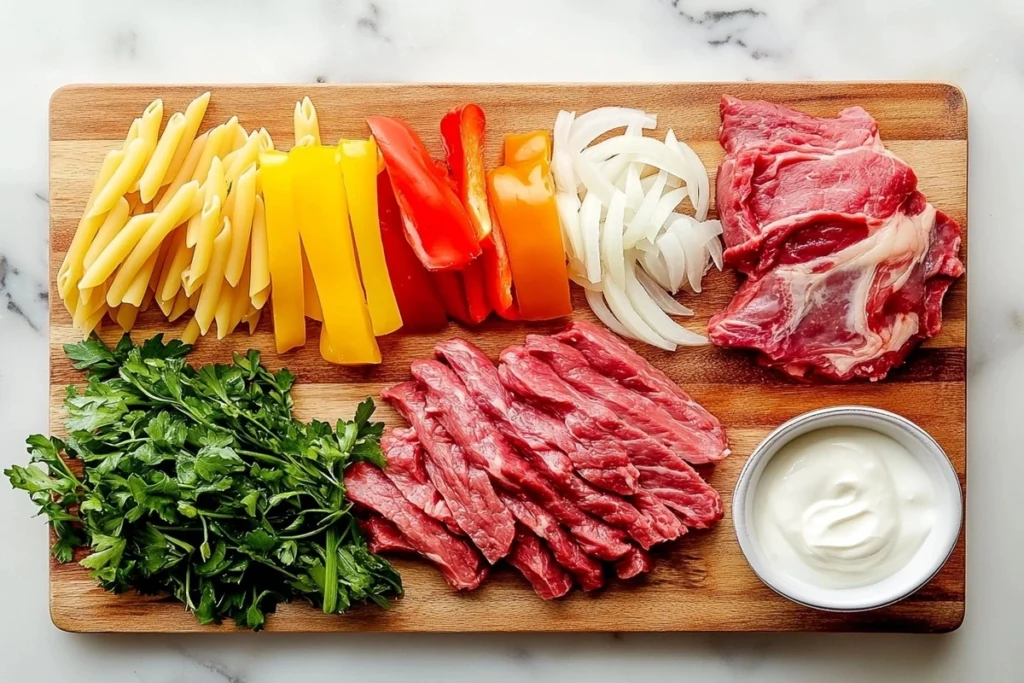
<box><xmin>2</xmin><ymin>0</ymin><xmax>1022</xmax><ymax>680</ymax></box>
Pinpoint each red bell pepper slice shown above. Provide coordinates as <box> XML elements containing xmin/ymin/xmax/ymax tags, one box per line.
<box><xmin>440</xmin><ymin>104</ymin><xmax>516</xmax><ymax>319</ymax></box>
<box><xmin>368</xmin><ymin>115</ymin><xmax>481</xmax><ymax>271</ymax></box>
<box><xmin>376</xmin><ymin>172</ymin><xmax>449</xmax><ymax>332</ymax></box>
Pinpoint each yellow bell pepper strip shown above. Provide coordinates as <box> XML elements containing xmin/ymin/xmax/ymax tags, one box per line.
<box><xmin>487</xmin><ymin>131</ymin><xmax>572</xmax><ymax>321</ymax></box>
<box><xmin>258</xmin><ymin>151</ymin><xmax>306</xmax><ymax>354</ymax></box>
<box><xmin>339</xmin><ymin>138</ymin><xmax>403</xmax><ymax>336</ymax></box>
<box><xmin>289</xmin><ymin>145</ymin><xmax>380</xmax><ymax>365</ymax></box>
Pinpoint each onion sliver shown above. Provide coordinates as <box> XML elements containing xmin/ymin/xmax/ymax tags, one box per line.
<box><xmin>556</xmin><ymin>191</ymin><xmax>584</xmax><ymax>260</ymax></box>
<box><xmin>624</xmin><ymin>165</ymin><xmax>644</xmax><ymax>210</ymax></box>
<box><xmin>585</xmin><ymin>287</ymin><xmax>636</xmax><ymax>341</ymax></box>
<box><xmin>568</xmin><ymin>107</ymin><xmax>656</xmax><ymax>155</ymax></box>
<box><xmin>571</xmin><ymin>272</ymin><xmax>602</xmax><ymax>291</ymax></box>
<box><xmin>637</xmin><ymin>267</ymin><xmax>694</xmax><ymax>317</ymax></box>
<box><xmin>580</xmin><ymin>192</ymin><xmax>603</xmax><ymax>284</ymax></box>
<box><xmin>640</xmin><ymin>248</ymin><xmax>672</xmax><ymax>291</ymax></box>
<box><xmin>576</xmin><ymin>153</ymin><xmax>617</xmax><ymax>206</ymax></box>
<box><xmin>624</xmin><ymin>266</ymin><xmax>707</xmax><ymax>346</ymax></box>
<box><xmin>664</xmin><ymin>130</ymin><xmax>702</xmax><ymax>221</ymax></box>
<box><xmin>666</xmin><ymin>129</ymin><xmax>710</xmax><ymax>221</ymax></box>
<box><xmin>667</xmin><ymin>217</ymin><xmax>705</xmax><ymax>293</ymax></box>
<box><xmin>584</xmin><ymin>135</ymin><xmax>692</xmax><ymax>181</ymax></box>
<box><xmin>655</xmin><ymin>229</ymin><xmax>688</xmax><ymax>293</ymax></box>
<box><xmin>645</xmin><ymin>186</ymin><xmax>689</xmax><ymax>243</ymax></box>
<box><xmin>603</xmin><ymin>190</ymin><xmax>627</xmax><ymax>287</ymax></box>
<box><xmin>603</xmin><ymin>277</ymin><xmax>676</xmax><ymax>351</ymax></box>
<box><xmin>624</xmin><ymin>170</ymin><xmax>667</xmax><ymax>248</ymax></box>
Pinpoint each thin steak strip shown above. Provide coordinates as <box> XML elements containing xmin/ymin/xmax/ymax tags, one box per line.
<box><xmin>526</xmin><ymin>335</ymin><xmax>720</xmax><ymax>466</ymax></box>
<box><xmin>498</xmin><ymin>491</ymin><xmax>604</xmax><ymax>591</ymax></box>
<box><xmin>554</xmin><ymin>320</ymin><xmax>729</xmax><ymax>461</ymax></box>
<box><xmin>615</xmin><ymin>547</ymin><xmax>653</xmax><ymax>580</ymax></box>
<box><xmin>435</xmin><ymin>338</ymin><xmax>680</xmax><ymax>548</ymax></box>
<box><xmin>381</xmin><ymin>428</ymin><xmax>460</xmax><ymax>534</ymax></box>
<box><xmin>381</xmin><ymin>382</ymin><xmax>515</xmax><ymax>564</ymax></box>
<box><xmin>359</xmin><ymin>515</ymin><xmax>416</xmax><ymax>554</ymax></box>
<box><xmin>346</xmin><ymin>462</ymin><xmax>486</xmax><ymax>590</ymax></box>
<box><xmin>507</xmin><ymin>527</ymin><xmax>574</xmax><ymax>600</ymax></box>
<box><xmin>412</xmin><ymin>359</ymin><xmax>631</xmax><ymax>561</ymax></box>
<box><xmin>499</xmin><ymin>347</ymin><xmax>723</xmax><ymax>528</ymax></box>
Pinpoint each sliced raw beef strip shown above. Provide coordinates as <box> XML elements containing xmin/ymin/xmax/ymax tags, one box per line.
<box><xmin>708</xmin><ymin>202</ymin><xmax>965</xmax><ymax>382</ymax></box>
<box><xmin>525</xmin><ymin>335</ymin><xmax>718</xmax><ymax>466</ymax></box>
<box><xmin>632</xmin><ymin>490</ymin><xmax>688</xmax><ymax>540</ymax></box>
<box><xmin>554</xmin><ymin>321</ymin><xmax>728</xmax><ymax>460</ymax></box>
<box><xmin>435</xmin><ymin>338</ymin><xmax>679</xmax><ymax>548</ymax></box>
<box><xmin>359</xmin><ymin>515</ymin><xmax>416</xmax><ymax>554</ymax></box>
<box><xmin>506</xmin><ymin>527</ymin><xmax>574</xmax><ymax>600</ymax></box>
<box><xmin>499</xmin><ymin>492</ymin><xmax>605</xmax><ymax>591</ymax></box>
<box><xmin>381</xmin><ymin>428</ymin><xmax>460</xmax><ymax>533</ymax></box>
<box><xmin>346</xmin><ymin>462</ymin><xmax>486</xmax><ymax>590</ymax></box>
<box><xmin>381</xmin><ymin>382</ymin><xmax>515</xmax><ymax>564</ymax></box>
<box><xmin>499</xmin><ymin>347</ymin><xmax>723</xmax><ymax>528</ymax></box>
<box><xmin>411</xmin><ymin>359</ymin><xmax>631</xmax><ymax>561</ymax></box>
<box><xmin>719</xmin><ymin>95</ymin><xmax>882</xmax><ymax>155</ymax></box>
<box><xmin>614</xmin><ymin>547</ymin><xmax>652</xmax><ymax>580</ymax></box>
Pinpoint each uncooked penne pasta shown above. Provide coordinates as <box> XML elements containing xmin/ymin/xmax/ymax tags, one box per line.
<box><xmin>123</xmin><ymin>118</ymin><xmax>141</xmax><ymax>151</ymax></box>
<box><xmin>192</xmin><ymin>117</ymin><xmax>236</xmax><ymax>186</ymax></box>
<box><xmin>80</xmin><ymin>304</ymin><xmax>108</xmax><ymax>340</ymax></box>
<box><xmin>184</xmin><ymin>194</ymin><xmax>222</xmax><ymax>294</ymax></box>
<box><xmin>193</xmin><ymin>217</ymin><xmax>233</xmax><ymax>335</ymax></box>
<box><xmin>243</xmin><ymin>305</ymin><xmax>262</xmax><ymax>335</ymax></box>
<box><xmin>257</xmin><ymin>127</ymin><xmax>274</xmax><ymax>152</ymax></box>
<box><xmin>294</xmin><ymin>97</ymin><xmax>320</xmax><ymax>146</ymax></box>
<box><xmin>225</xmin><ymin>255</ymin><xmax>252</xmax><ymax>338</ymax></box>
<box><xmin>231</xmin><ymin>120</ymin><xmax>247</xmax><ymax>149</ymax></box>
<box><xmin>104</xmin><ymin>181</ymin><xmax>200</xmax><ymax>307</ymax></box>
<box><xmin>157</xmin><ymin>227</ymin><xmax>190</xmax><ymax>302</ymax></box>
<box><xmin>224</xmin><ymin>164</ymin><xmax>256</xmax><ymax>286</ymax></box>
<box><xmin>74</xmin><ymin>280</ymin><xmax>109</xmax><ymax>331</ymax></box>
<box><xmin>140</xmin><ymin>286</ymin><xmax>156</xmax><ymax>313</ymax></box>
<box><xmin>121</xmin><ymin>248</ymin><xmax>161</xmax><ymax>307</ymax></box>
<box><xmin>79</xmin><ymin>212</ymin><xmax>158</xmax><ymax>289</ymax></box>
<box><xmin>114</xmin><ymin>303</ymin><xmax>139</xmax><ymax>332</ymax></box>
<box><xmin>156</xmin><ymin>132</ymin><xmax>208</xmax><ymax>212</ymax></box>
<box><xmin>188</xmin><ymin>156</ymin><xmax>226</xmax><ymax>247</ymax></box>
<box><xmin>181</xmin><ymin>317</ymin><xmax>201</xmax><ymax>344</ymax></box>
<box><xmin>128</xmin><ymin>99</ymin><xmax>163</xmax><ymax>192</ymax></box>
<box><xmin>249</xmin><ymin>195</ymin><xmax>270</xmax><ymax>309</ymax></box>
<box><xmin>161</xmin><ymin>92</ymin><xmax>211</xmax><ymax>185</ymax></box>
<box><xmin>224</xmin><ymin>132</ymin><xmax>260</xmax><ymax>182</ymax></box>
<box><xmin>168</xmin><ymin>289</ymin><xmax>192</xmax><ymax>322</ymax></box>
<box><xmin>138</xmin><ymin>112</ymin><xmax>186</xmax><ymax>203</ymax></box>
<box><xmin>294</xmin><ymin>134</ymin><xmax>316</xmax><ymax>149</ymax></box>
<box><xmin>82</xmin><ymin>197</ymin><xmax>131</xmax><ymax>273</ymax></box>
<box><xmin>88</xmin><ymin>137</ymin><xmax>149</xmax><ymax>218</ymax></box>
<box><xmin>57</xmin><ymin>149</ymin><xmax>125</xmax><ymax>297</ymax></box>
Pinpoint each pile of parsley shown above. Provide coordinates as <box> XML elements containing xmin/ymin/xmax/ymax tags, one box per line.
<box><xmin>5</xmin><ymin>335</ymin><xmax>401</xmax><ymax>630</ymax></box>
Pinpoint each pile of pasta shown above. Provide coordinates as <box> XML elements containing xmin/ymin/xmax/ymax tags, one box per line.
<box><xmin>57</xmin><ymin>93</ymin><xmax>325</xmax><ymax>343</ymax></box>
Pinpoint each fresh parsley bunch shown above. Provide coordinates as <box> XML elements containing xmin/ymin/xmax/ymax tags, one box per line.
<box><xmin>6</xmin><ymin>335</ymin><xmax>401</xmax><ymax>630</ymax></box>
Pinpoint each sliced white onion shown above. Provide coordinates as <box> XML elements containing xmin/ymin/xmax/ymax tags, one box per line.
<box><xmin>636</xmin><ymin>267</ymin><xmax>694</xmax><ymax>317</ymax></box>
<box><xmin>667</xmin><ymin>217</ymin><xmax>705</xmax><ymax>293</ymax></box>
<box><xmin>603</xmin><ymin>277</ymin><xmax>676</xmax><ymax>351</ymax></box>
<box><xmin>645</xmin><ymin>186</ymin><xmax>689</xmax><ymax>242</ymax></box>
<box><xmin>579</xmin><ymin>192</ymin><xmax>603</xmax><ymax>284</ymax></box>
<box><xmin>568</xmin><ymin>107</ymin><xmax>656</xmax><ymax>155</ymax></box>
<box><xmin>624</xmin><ymin>170</ymin><xmax>667</xmax><ymax>248</ymax></box>
<box><xmin>655</xmin><ymin>229</ymin><xmax>688</xmax><ymax>293</ymax></box>
<box><xmin>640</xmin><ymin>248</ymin><xmax>672</xmax><ymax>290</ymax></box>
<box><xmin>624</xmin><ymin>265</ymin><xmax>708</xmax><ymax>346</ymax></box>
<box><xmin>575</xmin><ymin>153</ymin><xmax>617</xmax><ymax>206</ymax></box>
<box><xmin>602</xmin><ymin>190</ymin><xmax>627</xmax><ymax>287</ymax></box>
<box><xmin>556</xmin><ymin>191</ymin><xmax>583</xmax><ymax>260</ymax></box>
<box><xmin>583</xmin><ymin>135</ymin><xmax>693</xmax><ymax>181</ymax></box>
<box><xmin>571</xmin><ymin>272</ymin><xmax>602</xmax><ymax>291</ymax></box>
<box><xmin>666</xmin><ymin>129</ymin><xmax>710</xmax><ymax>221</ymax></box>
<box><xmin>624</xmin><ymin>165</ymin><xmax>644</xmax><ymax>214</ymax></box>
<box><xmin>585</xmin><ymin>288</ymin><xmax>636</xmax><ymax>341</ymax></box>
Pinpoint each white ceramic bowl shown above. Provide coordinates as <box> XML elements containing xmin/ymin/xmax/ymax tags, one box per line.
<box><xmin>732</xmin><ymin>405</ymin><xmax>963</xmax><ymax>612</ymax></box>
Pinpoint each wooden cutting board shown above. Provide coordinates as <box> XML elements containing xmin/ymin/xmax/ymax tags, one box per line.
<box><xmin>48</xmin><ymin>82</ymin><xmax>967</xmax><ymax>633</ymax></box>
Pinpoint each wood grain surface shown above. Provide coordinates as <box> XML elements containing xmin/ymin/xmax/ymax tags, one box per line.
<box><xmin>47</xmin><ymin>83</ymin><xmax>967</xmax><ymax>633</ymax></box>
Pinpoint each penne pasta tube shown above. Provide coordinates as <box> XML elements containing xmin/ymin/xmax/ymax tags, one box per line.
<box><xmin>138</xmin><ymin>112</ymin><xmax>186</xmax><ymax>203</ymax></box>
<box><xmin>156</xmin><ymin>293</ymin><xmax>175</xmax><ymax>317</ymax></box>
<box><xmin>224</xmin><ymin>133</ymin><xmax>260</xmax><ymax>182</ymax></box>
<box><xmin>243</xmin><ymin>304</ymin><xmax>262</xmax><ymax>335</ymax></box>
<box><xmin>103</xmin><ymin>181</ymin><xmax>200</xmax><ymax>307</ymax></box>
<box><xmin>123</xmin><ymin>118</ymin><xmax>141</xmax><ymax>151</ymax></box>
<box><xmin>156</xmin><ymin>132</ymin><xmax>208</xmax><ymax>212</ymax></box>
<box><xmin>184</xmin><ymin>194</ymin><xmax>222</xmax><ymax>293</ymax></box>
<box><xmin>257</xmin><ymin>127</ymin><xmax>274</xmax><ymax>151</ymax></box>
<box><xmin>193</xmin><ymin>217</ymin><xmax>233</xmax><ymax>335</ymax></box>
<box><xmin>128</xmin><ymin>99</ymin><xmax>163</xmax><ymax>192</ymax></box>
<box><xmin>82</xmin><ymin>197</ymin><xmax>132</xmax><ymax>272</ymax></box>
<box><xmin>120</xmin><ymin>248</ymin><xmax>161</xmax><ymax>307</ymax></box>
<box><xmin>248</xmin><ymin>195</ymin><xmax>270</xmax><ymax>309</ymax></box>
<box><xmin>74</xmin><ymin>280</ymin><xmax>109</xmax><ymax>331</ymax></box>
<box><xmin>188</xmin><ymin>156</ymin><xmax>226</xmax><ymax>247</ymax></box>
<box><xmin>161</xmin><ymin>91</ymin><xmax>211</xmax><ymax>185</ymax></box>
<box><xmin>168</xmin><ymin>290</ymin><xmax>192</xmax><ymax>322</ymax></box>
<box><xmin>181</xmin><ymin>317</ymin><xmax>201</xmax><ymax>344</ymax></box>
<box><xmin>226</xmin><ymin>254</ymin><xmax>252</xmax><ymax>337</ymax></box>
<box><xmin>191</xmin><ymin>117</ymin><xmax>236</xmax><ymax>186</ymax></box>
<box><xmin>88</xmin><ymin>137</ymin><xmax>150</xmax><ymax>218</ymax></box>
<box><xmin>140</xmin><ymin>286</ymin><xmax>156</xmax><ymax>313</ymax></box>
<box><xmin>294</xmin><ymin>134</ymin><xmax>316</xmax><ymax>149</ymax></box>
<box><xmin>294</xmin><ymin>97</ymin><xmax>320</xmax><ymax>146</ymax></box>
<box><xmin>79</xmin><ymin>212</ymin><xmax>158</xmax><ymax>290</ymax></box>
<box><xmin>79</xmin><ymin>304</ymin><xmax>108</xmax><ymax>340</ymax></box>
<box><xmin>57</xmin><ymin>149</ymin><xmax>126</xmax><ymax>297</ymax></box>
<box><xmin>114</xmin><ymin>303</ymin><xmax>139</xmax><ymax>331</ymax></box>
<box><xmin>224</xmin><ymin>164</ymin><xmax>256</xmax><ymax>286</ymax></box>
<box><xmin>157</xmin><ymin>227</ymin><xmax>190</xmax><ymax>302</ymax></box>
<box><xmin>231</xmin><ymin>120</ymin><xmax>248</xmax><ymax>149</ymax></box>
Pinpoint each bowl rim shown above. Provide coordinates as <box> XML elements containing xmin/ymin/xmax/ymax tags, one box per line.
<box><xmin>731</xmin><ymin>405</ymin><xmax>963</xmax><ymax>612</ymax></box>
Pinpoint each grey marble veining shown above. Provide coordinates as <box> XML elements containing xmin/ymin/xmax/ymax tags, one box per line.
<box><xmin>2</xmin><ymin>0</ymin><xmax>1023</xmax><ymax>680</ymax></box>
